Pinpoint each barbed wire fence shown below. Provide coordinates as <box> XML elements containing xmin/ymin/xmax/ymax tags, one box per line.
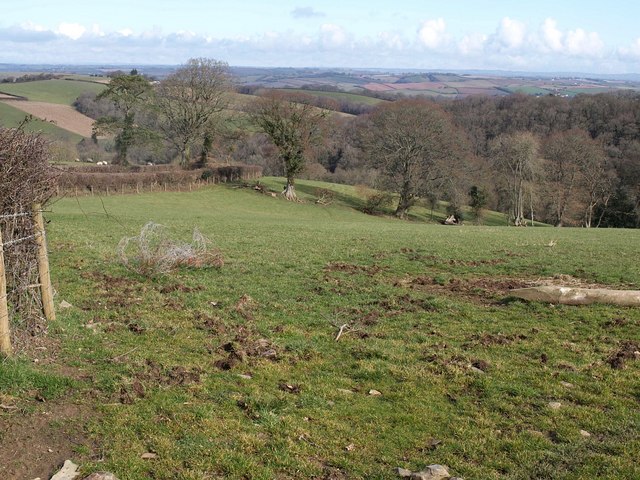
<box><xmin>0</xmin><ymin>206</ymin><xmax>56</xmax><ymax>356</ymax></box>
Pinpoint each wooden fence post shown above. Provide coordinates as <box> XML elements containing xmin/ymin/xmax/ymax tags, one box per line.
<box><xmin>32</xmin><ymin>204</ymin><xmax>55</xmax><ymax>322</ymax></box>
<box><xmin>0</xmin><ymin>226</ymin><xmax>12</xmax><ymax>356</ymax></box>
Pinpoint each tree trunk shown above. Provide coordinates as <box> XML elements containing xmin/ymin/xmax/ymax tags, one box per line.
<box><xmin>395</xmin><ymin>180</ymin><xmax>413</xmax><ymax>218</ymax></box>
<box><xmin>511</xmin><ymin>286</ymin><xmax>640</xmax><ymax>307</ymax></box>
<box><xmin>282</xmin><ymin>178</ymin><xmax>297</xmax><ymax>201</ymax></box>
<box><xmin>394</xmin><ymin>197</ymin><xmax>413</xmax><ymax>219</ymax></box>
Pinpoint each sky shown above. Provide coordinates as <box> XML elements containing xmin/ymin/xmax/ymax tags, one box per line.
<box><xmin>2</xmin><ymin>0</ymin><xmax>640</xmax><ymax>74</ymax></box>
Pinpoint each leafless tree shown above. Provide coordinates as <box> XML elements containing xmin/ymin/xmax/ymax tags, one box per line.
<box><xmin>154</xmin><ymin>58</ymin><xmax>231</xmax><ymax>167</ymax></box>
<box><xmin>357</xmin><ymin>99</ymin><xmax>466</xmax><ymax>218</ymax></box>
<box><xmin>490</xmin><ymin>132</ymin><xmax>540</xmax><ymax>226</ymax></box>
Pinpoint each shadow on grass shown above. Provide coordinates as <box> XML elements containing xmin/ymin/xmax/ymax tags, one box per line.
<box><xmin>294</xmin><ymin>182</ymin><xmax>368</xmax><ymax>211</ymax></box>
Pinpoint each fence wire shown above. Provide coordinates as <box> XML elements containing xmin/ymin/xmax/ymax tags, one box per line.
<box><xmin>1</xmin><ymin>209</ymin><xmax>46</xmax><ymax>337</ymax></box>
<box><xmin>0</xmin><ymin>212</ymin><xmax>31</xmax><ymax>220</ymax></box>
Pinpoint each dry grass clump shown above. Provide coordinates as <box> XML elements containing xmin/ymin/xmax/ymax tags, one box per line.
<box><xmin>118</xmin><ymin>222</ymin><xmax>223</xmax><ymax>274</ymax></box>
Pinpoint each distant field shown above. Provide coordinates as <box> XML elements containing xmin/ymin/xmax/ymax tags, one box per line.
<box><xmin>0</xmin><ymin>101</ymin><xmax>83</xmax><ymax>142</ymax></box>
<box><xmin>61</xmin><ymin>74</ymin><xmax>110</xmax><ymax>84</ymax></box>
<box><xmin>0</xmin><ymin>79</ymin><xmax>105</xmax><ymax>105</ymax></box>
<box><xmin>277</xmin><ymin>89</ymin><xmax>387</xmax><ymax>106</ymax></box>
<box><xmin>3</xmin><ymin>100</ymin><xmax>94</xmax><ymax>137</ymax></box>
<box><xmin>505</xmin><ymin>86</ymin><xmax>553</xmax><ymax>96</ymax></box>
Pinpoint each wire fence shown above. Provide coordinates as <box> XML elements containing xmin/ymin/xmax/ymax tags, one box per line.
<box><xmin>0</xmin><ymin>205</ymin><xmax>55</xmax><ymax>356</ymax></box>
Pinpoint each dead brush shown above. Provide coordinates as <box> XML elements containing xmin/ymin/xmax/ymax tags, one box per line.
<box><xmin>118</xmin><ymin>222</ymin><xmax>223</xmax><ymax>274</ymax></box>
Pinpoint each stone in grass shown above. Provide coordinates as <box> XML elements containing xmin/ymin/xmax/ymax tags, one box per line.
<box><xmin>82</xmin><ymin>473</ymin><xmax>120</xmax><ymax>480</ymax></box>
<box><xmin>548</xmin><ymin>401</ymin><xmax>562</xmax><ymax>410</ymax></box>
<box><xmin>337</xmin><ymin>388</ymin><xmax>355</xmax><ymax>394</ymax></box>
<box><xmin>580</xmin><ymin>429</ymin><xmax>592</xmax><ymax>438</ymax></box>
<box><xmin>396</xmin><ymin>467</ymin><xmax>413</xmax><ymax>477</ymax></box>
<box><xmin>396</xmin><ymin>464</ymin><xmax>451</xmax><ymax>480</ymax></box>
<box><xmin>59</xmin><ymin>300</ymin><xmax>73</xmax><ymax>309</ymax></box>
<box><xmin>369</xmin><ymin>389</ymin><xmax>382</xmax><ymax>396</ymax></box>
<box><xmin>50</xmin><ymin>460</ymin><xmax>80</xmax><ymax>480</ymax></box>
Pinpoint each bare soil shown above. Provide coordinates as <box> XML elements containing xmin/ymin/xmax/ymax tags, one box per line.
<box><xmin>0</xmin><ymin>100</ymin><xmax>94</xmax><ymax>137</ymax></box>
<box><xmin>0</xmin><ymin>401</ymin><xmax>94</xmax><ymax>480</ymax></box>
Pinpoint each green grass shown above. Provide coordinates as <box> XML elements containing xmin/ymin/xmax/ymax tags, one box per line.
<box><xmin>0</xmin><ymin>101</ymin><xmax>83</xmax><ymax>142</ymax></box>
<box><xmin>0</xmin><ymin>358</ymin><xmax>74</xmax><ymax>401</ymax></box>
<box><xmin>0</xmin><ymin>79</ymin><xmax>105</xmax><ymax>105</ymax></box>
<box><xmin>4</xmin><ymin>180</ymin><xmax>640</xmax><ymax>479</ymax></box>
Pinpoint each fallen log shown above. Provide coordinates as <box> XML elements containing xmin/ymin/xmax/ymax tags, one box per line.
<box><xmin>510</xmin><ymin>286</ymin><xmax>640</xmax><ymax>307</ymax></box>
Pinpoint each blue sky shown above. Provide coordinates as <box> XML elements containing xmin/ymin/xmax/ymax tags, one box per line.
<box><xmin>2</xmin><ymin>0</ymin><xmax>640</xmax><ymax>73</ymax></box>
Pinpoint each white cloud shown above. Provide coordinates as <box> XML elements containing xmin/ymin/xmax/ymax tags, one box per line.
<box><xmin>57</xmin><ymin>23</ymin><xmax>85</xmax><ymax>40</ymax></box>
<box><xmin>459</xmin><ymin>33</ymin><xmax>487</xmax><ymax>55</ymax></box>
<box><xmin>320</xmin><ymin>24</ymin><xmax>348</xmax><ymax>48</ymax></box>
<box><xmin>565</xmin><ymin>28</ymin><xmax>604</xmax><ymax>57</ymax></box>
<box><xmin>417</xmin><ymin>18</ymin><xmax>446</xmax><ymax>49</ymax></box>
<box><xmin>378</xmin><ymin>31</ymin><xmax>403</xmax><ymax>50</ymax></box>
<box><xmin>541</xmin><ymin>18</ymin><xmax>563</xmax><ymax>52</ymax></box>
<box><xmin>493</xmin><ymin>17</ymin><xmax>526</xmax><ymax>50</ymax></box>
<box><xmin>618</xmin><ymin>38</ymin><xmax>640</xmax><ymax>60</ymax></box>
<box><xmin>0</xmin><ymin>18</ymin><xmax>631</xmax><ymax>74</ymax></box>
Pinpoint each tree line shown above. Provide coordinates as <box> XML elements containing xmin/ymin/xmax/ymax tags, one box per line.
<box><xmin>73</xmin><ymin>58</ymin><xmax>640</xmax><ymax>227</ymax></box>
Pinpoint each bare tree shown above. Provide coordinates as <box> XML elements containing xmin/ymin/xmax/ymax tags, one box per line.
<box><xmin>581</xmin><ymin>154</ymin><xmax>615</xmax><ymax>228</ymax></box>
<box><xmin>490</xmin><ymin>132</ymin><xmax>540</xmax><ymax>226</ymax></box>
<box><xmin>357</xmin><ymin>99</ymin><xmax>465</xmax><ymax>218</ymax></box>
<box><xmin>250</xmin><ymin>91</ymin><xmax>327</xmax><ymax>200</ymax></box>
<box><xmin>543</xmin><ymin>129</ymin><xmax>608</xmax><ymax>226</ymax></box>
<box><xmin>154</xmin><ymin>58</ymin><xmax>230</xmax><ymax>167</ymax></box>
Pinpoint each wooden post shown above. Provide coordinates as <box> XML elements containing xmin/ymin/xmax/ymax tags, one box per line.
<box><xmin>0</xmin><ymin>226</ymin><xmax>12</xmax><ymax>356</ymax></box>
<box><xmin>32</xmin><ymin>204</ymin><xmax>55</xmax><ymax>322</ymax></box>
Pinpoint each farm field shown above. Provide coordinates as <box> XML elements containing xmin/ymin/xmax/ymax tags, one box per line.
<box><xmin>1</xmin><ymin>180</ymin><xmax>639</xmax><ymax>479</ymax></box>
<box><xmin>0</xmin><ymin>77</ymin><xmax>104</xmax><ymax>140</ymax></box>
<box><xmin>0</xmin><ymin>101</ymin><xmax>84</xmax><ymax>142</ymax></box>
<box><xmin>2</xmin><ymin>100</ymin><xmax>95</xmax><ymax>137</ymax></box>
<box><xmin>276</xmin><ymin>89</ymin><xmax>388</xmax><ymax>106</ymax></box>
<box><xmin>0</xmin><ymin>78</ymin><xmax>105</xmax><ymax>105</ymax></box>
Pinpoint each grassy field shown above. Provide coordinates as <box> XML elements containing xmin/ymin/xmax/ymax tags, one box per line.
<box><xmin>0</xmin><ymin>101</ymin><xmax>84</xmax><ymax>142</ymax></box>
<box><xmin>2</xmin><ymin>180</ymin><xmax>639</xmax><ymax>479</ymax></box>
<box><xmin>0</xmin><ymin>79</ymin><xmax>105</xmax><ymax>105</ymax></box>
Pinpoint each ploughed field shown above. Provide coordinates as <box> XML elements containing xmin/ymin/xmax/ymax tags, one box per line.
<box><xmin>1</xmin><ymin>181</ymin><xmax>639</xmax><ymax>479</ymax></box>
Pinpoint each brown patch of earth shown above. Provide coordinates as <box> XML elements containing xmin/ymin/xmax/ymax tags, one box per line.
<box><xmin>0</xmin><ymin>400</ymin><xmax>95</xmax><ymax>480</ymax></box>
<box><xmin>0</xmin><ymin>100</ymin><xmax>94</xmax><ymax>137</ymax></box>
<box><xmin>395</xmin><ymin>274</ymin><xmax>608</xmax><ymax>305</ymax></box>
<box><xmin>606</xmin><ymin>341</ymin><xmax>640</xmax><ymax>369</ymax></box>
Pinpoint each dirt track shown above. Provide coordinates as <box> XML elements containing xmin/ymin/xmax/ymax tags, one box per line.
<box><xmin>0</xmin><ymin>100</ymin><xmax>94</xmax><ymax>137</ymax></box>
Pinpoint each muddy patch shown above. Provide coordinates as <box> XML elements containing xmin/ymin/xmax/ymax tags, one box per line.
<box><xmin>606</xmin><ymin>341</ymin><xmax>640</xmax><ymax>369</ymax></box>
<box><xmin>0</xmin><ymin>401</ymin><xmax>95</xmax><ymax>480</ymax></box>
<box><xmin>396</xmin><ymin>275</ymin><xmax>534</xmax><ymax>304</ymax></box>
<box><xmin>214</xmin><ymin>334</ymin><xmax>280</xmax><ymax>371</ymax></box>
<box><xmin>119</xmin><ymin>360</ymin><xmax>205</xmax><ymax>403</ymax></box>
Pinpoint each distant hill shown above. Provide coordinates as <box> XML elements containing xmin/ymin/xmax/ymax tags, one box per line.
<box><xmin>1</xmin><ymin>64</ymin><xmax>639</xmax><ymax>100</ymax></box>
